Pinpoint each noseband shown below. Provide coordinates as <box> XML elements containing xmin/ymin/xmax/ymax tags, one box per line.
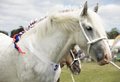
<box><xmin>69</xmin><ymin>50</ymin><xmax>81</xmax><ymax>66</ymax></box>
<box><xmin>79</xmin><ymin>21</ymin><xmax>107</xmax><ymax>54</ymax></box>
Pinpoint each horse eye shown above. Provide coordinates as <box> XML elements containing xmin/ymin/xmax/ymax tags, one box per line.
<box><xmin>86</xmin><ymin>26</ymin><xmax>92</xmax><ymax>31</ymax></box>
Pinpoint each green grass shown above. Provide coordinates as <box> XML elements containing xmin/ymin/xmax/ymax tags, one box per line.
<box><xmin>60</xmin><ymin>62</ymin><xmax>120</xmax><ymax>82</ymax></box>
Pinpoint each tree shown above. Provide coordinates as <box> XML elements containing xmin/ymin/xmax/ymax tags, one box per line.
<box><xmin>10</xmin><ymin>26</ymin><xmax>24</xmax><ymax>37</ymax></box>
<box><xmin>0</xmin><ymin>30</ymin><xmax>8</xmax><ymax>35</ymax></box>
<box><xmin>107</xmin><ymin>28</ymin><xmax>120</xmax><ymax>39</ymax></box>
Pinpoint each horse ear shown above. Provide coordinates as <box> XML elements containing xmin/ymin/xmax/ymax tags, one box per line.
<box><xmin>93</xmin><ymin>3</ymin><xmax>98</xmax><ymax>13</ymax></box>
<box><xmin>80</xmin><ymin>1</ymin><xmax>88</xmax><ymax>16</ymax></box>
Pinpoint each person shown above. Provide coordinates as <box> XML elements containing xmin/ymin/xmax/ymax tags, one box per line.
<box><xmin>114</xmin><ymin>54</ymin><xmax>117</xmax><ymax>62</ymax></box>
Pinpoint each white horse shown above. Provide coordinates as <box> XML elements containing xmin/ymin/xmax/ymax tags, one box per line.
<box><xmin>0</xmin><ymin>2</ymin><xmax>111</xmax><ymax>82</ymax></box>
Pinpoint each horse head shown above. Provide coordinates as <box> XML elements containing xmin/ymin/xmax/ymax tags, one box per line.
<box><xmin>76</xmin><ymin>1</ymin><xmax>111</xmax><ymax>65</ymax></box>
<box><xmin>61</xmin><ymin>45</ymin><xmax>81</xmax><ymax>75</ymax></box>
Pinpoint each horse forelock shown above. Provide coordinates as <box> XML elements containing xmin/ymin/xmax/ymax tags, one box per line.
<box><xmin>48</xmin><ymin>6</ymin><xmax>81</xmax><ymax>33</ymax></box>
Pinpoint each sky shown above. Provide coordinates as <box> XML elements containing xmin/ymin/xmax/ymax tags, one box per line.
<box><xmin>0</xmin><ymin>0</ymin><xmax>120</xmax><ymax>32</ymax></box>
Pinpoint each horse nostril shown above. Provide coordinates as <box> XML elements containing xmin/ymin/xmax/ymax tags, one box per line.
<box><xmin>105</xmin><ymin>54</ymin><xmax>108</xmax><ymax>59</ymax></box>
<box><xmin>104</xmin><ymin>48</ymin><xmax>111</xmax><ymax>62</ymax></box>
<box><xmin>104</xmin><ymin>53</ymin><xmax>110</xmax><ymax>61</ymax></box>
<box><xmin>106</xmin><ymin>62</ymin><xmax>109</xmax><ymax>64</ymax></box>
<box><xmin>98</xmin><ymin>53</ymin><xmax>111</xmax><ymax>65</ymax></box>
<box><xmin>96</xmin><ymin>53</ymin><xmax>105</xmax><ymax>62</ymax></box>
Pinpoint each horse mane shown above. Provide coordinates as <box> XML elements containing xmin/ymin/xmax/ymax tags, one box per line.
<box><xmin>21</xmin><ymin>5</ymin><xmax>81</xmax><ymax>40</ymax></box>
<box><xmin>21</xmin><ymin>5</ymin><xmax>107</xmax><ymax>41</ymax></box>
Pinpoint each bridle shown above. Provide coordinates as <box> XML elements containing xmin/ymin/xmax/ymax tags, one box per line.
<box><xmin>69</xmin><ymin>49</ymin><xmax>81</xmax><ymax>67</ymax></box>
<box><xmin>69</xmin><ymin>49</ymin><xmax>81</xmax><ymax>82</ymax></box>
<box><xmin>79</xmin><ymin>17</ymin><xmax>120</xmax><ymax>70</ymax></box>
<box><xmin>79</xmin><ymin>20</ymin><xmax>107</xmax><ymax>55</ymax></box>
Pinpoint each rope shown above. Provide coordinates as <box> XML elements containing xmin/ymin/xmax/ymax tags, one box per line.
<box><xmin>71</xmin><ymin>73</ymin><xmax>75</xmax><ymax>82</ymax></box>
<box><xmin>110</xmin><ymin>61</ymin><xmax>120</xmax><ymax>70</ymax></box>
<box><xmin>79</xmin><ymin>21</ymin><xmax>107</xmax><ymax>55</ymax></box>
<box><xmin>22</xmin><ymin>39</ymin><xmax>59</xmax><ymax>72</ymax></box>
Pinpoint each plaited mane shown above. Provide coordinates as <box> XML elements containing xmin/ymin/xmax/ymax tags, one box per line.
<box><xmin>21</xmin><ymin>5</ymin><xmax>82</xmax><ymax>40</ymax></box>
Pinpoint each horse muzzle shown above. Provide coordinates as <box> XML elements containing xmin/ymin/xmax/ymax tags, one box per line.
<box><xmin>98</xmin><ymin>48</ymin><xmax>111</xmax><ymax>65</ymax></box>
<box><xmin>70</xmin><ymin>61</ymin><xmax>81</xmax><ymax>75</ymax></box>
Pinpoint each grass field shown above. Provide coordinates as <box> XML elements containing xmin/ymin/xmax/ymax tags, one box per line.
<box><xmin>60</xmin><ymin>62</ymin><xmax>120</xmax><ymax>82</ymax></box>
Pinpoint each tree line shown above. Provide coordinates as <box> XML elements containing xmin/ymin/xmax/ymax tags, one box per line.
<box><xmin>0</xmin><ymin>26</ymin><xmax>24</xmax><ymax>37</ymax></box>
<box><xmin>0</xmin><ymin>27</ymin><xmax>120</xmax><ymax>39</ymax></box>
<box><xmin>107</xmin><ymin>28</ymin><xmax>120</xmax><ymax>39</ymax></box>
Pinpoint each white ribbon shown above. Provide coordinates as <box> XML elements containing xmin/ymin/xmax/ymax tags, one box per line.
<box><xmin>22</xmin><ymin>39</ymin><xmax>59</xmax><ymax>73</ymax></box>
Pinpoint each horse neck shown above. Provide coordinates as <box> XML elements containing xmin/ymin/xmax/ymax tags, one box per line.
<box><xmin>20</xmin><ymin>28</ymin><xmax>75</xmax><ymax>64</ymax></box>
<box><xmin>60</xmin><ymin>57</ymin><xmax>67</xmax><ymax>68</ymax></box>
<box><xmin>19</xmin><ymin>15</ymin><xmax>79</xmax><ymax>64</ymax></box>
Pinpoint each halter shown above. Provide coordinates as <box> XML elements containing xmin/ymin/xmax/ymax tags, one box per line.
<box><xmin>79</xmin><ymin>21</ymin><xmax>107</xmax><ymax>55</ymax></box>
<box><xmin>12</xmin><ymin>7</ymin><xmax>85</xmax><ymax>73</ymax></box>
<box><xmin>69</xmin><ymin>49</ymin><xmax>81</xmax><ymax>82</ymax></box>
<box><xmin>79</xmin><ymin>16</ymin><xmax>120</xmax><ymax>70</ymax></box>
<box><xmin>69</xmin><ymin>50</ymin><xmax>81</xmax><ymax>67</ymax></box>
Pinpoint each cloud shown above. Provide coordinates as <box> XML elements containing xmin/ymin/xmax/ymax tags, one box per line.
<box><xmin>99</xmin><ymin>4</ymin><xmax>120</xmax><ymax>24</ymax></box>
<box><xmin>98</xmin><ymin>4</ymin><xmax>120</xmax><ymax>31</ymax></box>
<box><xmin>0</xmin><ymin>0</ymin><xmax>64</xmax><ymax>31</ymax></box>
<box><xmin>0</xmin><ymin>0</ymin><xmax>120</xmax><ymax>32</ymax></box>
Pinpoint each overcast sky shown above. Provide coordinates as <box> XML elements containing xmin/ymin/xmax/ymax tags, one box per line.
<box><xmin>0</xmin><ymin>0</ymin><xmax>120</xmax><ymax>32</ymax></box>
